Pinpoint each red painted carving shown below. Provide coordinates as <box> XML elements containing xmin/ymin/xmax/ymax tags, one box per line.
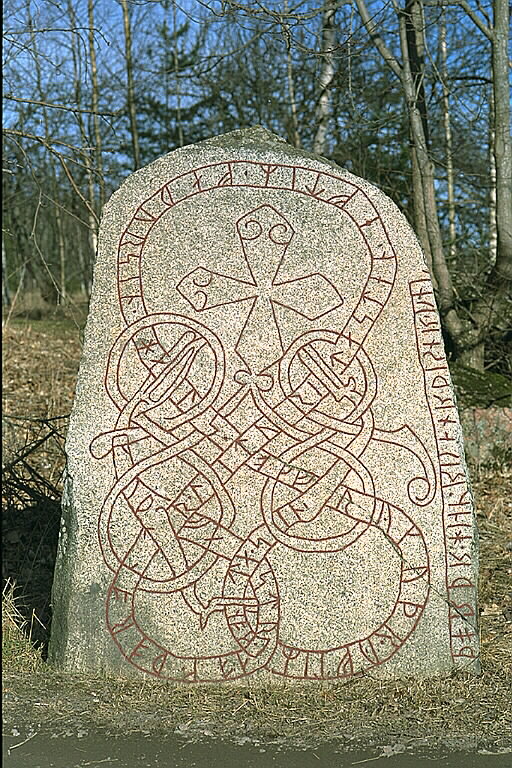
<box><xmin>91</xmin><ymin>161</ymin><xmax>441</xmax><ymax>682</ymax></box>
<box><xmin>177</xmin><ymin>206</ymin><xmax>343</xmax><ymax>374</ymax></box>
<box><xmin>410</xmin><ymin>277</ymin><xmax>478</xmax><ymax>663</ymax></box>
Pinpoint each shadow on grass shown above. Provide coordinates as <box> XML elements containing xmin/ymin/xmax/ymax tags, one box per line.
<box><xmin>2</xmin><ymin>415</ymin><xmax>65</xmax><ymax>654</ymax></box>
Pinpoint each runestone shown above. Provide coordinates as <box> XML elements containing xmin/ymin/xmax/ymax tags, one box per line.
<box><xmin>50</xmin><ymin>127</ymin><xmax>479</xmax><ymax>682</ymax></box>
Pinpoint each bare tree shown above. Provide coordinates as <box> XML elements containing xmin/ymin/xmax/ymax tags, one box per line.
<box><xmin>440</xmin><ymin>10</ymin><xmax>456</xmax><ymax>262</ymax></box>
<box><xmin>454</xmin><ymin>0</ymin><xmax>512</xmax><ymax>366</ymax></box>
<box><xmin>354</xmin><ymin>0</ymin><xmax>511</xmax><ymax>369</ymax></box>
<box><xmin>29</xmin><ymin>13</ymin><xmax>65</xmax><ymax>304</ymax></box>
<box><xmin>2</xmin><ymin>0</ymin><xmax>508</xmax><ymax>368</ymax></box>
<box><xmin>120</xmin><ymin>0</ymin><xmax>141</xmax><ymax>169</ymax></box>
<box><xmin>281</xmin><ymin>0</ymin><xmax>302</xmax><ymax>148</ymax></box>
<box><xmin>312</xmin><ymin>0</ymin><xmax>337</xmax><ymax>155</ymax></box>
<box><xmin>2</xmin><ymin>0</ymin><xmax>111</xmax><ymax>304</ymax></box>
<box><xmin>68</xmin><ymin>0</ymin><xmax>99</xmax><ymax>296</ymax></box>
<box><xmin>490</xmin><ymin>0</ymin><xmax>512</xmax><ymax>280</ymax></box>
<box><xmin>2</xmin><ymin>234</ymin><xmax>11</xmax><ymax>307</ymax></box>
<box><xmin>88</xmin><ymin>0</ymin><xmax>105</xmax><ymax>209</ymax></box>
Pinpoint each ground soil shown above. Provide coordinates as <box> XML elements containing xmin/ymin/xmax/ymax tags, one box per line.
<box><xmin>2</xmin><ymin>303</ymin><xmax>512</xmax><ymax>754</ymax></box>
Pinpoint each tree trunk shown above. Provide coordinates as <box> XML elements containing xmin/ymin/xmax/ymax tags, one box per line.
<box><xmin>403</xmin><ymin>2</ymin><xmax>433</xmax><ymax>278</ymax></box>
<box><xmin>492</xmin><ymin>0</ymin><xmax>512</xmax><ymax>282</ymax></box>
<box><xmin>488</xmin><ymin>90</ymin><xmax>497</xmax><ymax>265</ymax></box>
<box><xmin>69</xmin><ymin>0</ymin><xmax>98</xmax><ymax>296</ymax></box>
<box><xmin>285</xmin><ymin>43</ymin><xmax>301</xmax><ymax>148</ymax></box>
<box><xmin>457</xmin><ymin>343</ymin><xmax>485</xmax><ymax>371</ymax></box>
<box><xmin>56</xmin><ymin>202</ymin><xmax>66</xmax><ymax>304</ymax></box>
<box><xmin>172</xmin><ymin>0</ymin><xmax>184</xmax><ymax>148</ymax></box>
<box><xmin>31</xmin><ymin>15</ymin><xmax>63</xmax><ymax>305</ymax></box>
<box><xmin>410</xmin><ymin>138</ymin><xmax>434</xmax><ymax>278</ymax></box>
<box><xmin>312</xmin><ymin>0</ymin><xmax>337</xmax><ymax>156</ymax></box>
<box><xmin>282</xmin><ymin>1</ymin><xmax>301</xmax><ymax>149</ymax></box>
<box><xmin>2</xmin><ymin>234</ymin><xmax>11</xmax><ymax>307</ymax></box>
<box><xmin>398</xmin><ymin>9</ymin><xmax>456</xmax><ymax>317</ymax></box>
<box><xmin>440</xmin><ymin>13</ymin><xmax>457</xmax><ymax>262</ymax></box>
<box><xmin>121</xmin><ymin>0</ymin><xmax>141</xmax><ymax>168</ymax></box>
<box><xmin>88</xmin><ymin>0</ymin><xmax>105</xmax><ymax>208</ymax></box>
<box><xmin>404</xmin><ymin>0</ymin><xmax>429</xmax><ymax>146</ymax></box>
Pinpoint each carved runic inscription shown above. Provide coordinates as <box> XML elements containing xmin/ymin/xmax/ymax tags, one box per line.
<box><xmin>177</xmin><ymin>205</ymin><xmax>343</xmax><ymax>374</ymax></box>
<box><xmin>84</xmin><ymin>156</ymin><xmax>476</xmax><ymax>683</ymax></box>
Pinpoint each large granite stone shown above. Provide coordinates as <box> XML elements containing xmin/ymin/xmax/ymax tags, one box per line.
<box><xmin>49</xmin><ymin>127</ymin><xmax>479</xmax><ymax>682</ymax></box>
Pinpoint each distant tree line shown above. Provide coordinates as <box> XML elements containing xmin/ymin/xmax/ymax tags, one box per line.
<box><xmin>2</xmin><ymin>0</ymin><xmax>511</xmax><ymax>375</ymax></box>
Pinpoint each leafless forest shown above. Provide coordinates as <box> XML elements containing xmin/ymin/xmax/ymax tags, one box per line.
<box><xmin>2</xmin><ymin>0</ymin><xmax>511</xmax><ymax>374</ymax></box>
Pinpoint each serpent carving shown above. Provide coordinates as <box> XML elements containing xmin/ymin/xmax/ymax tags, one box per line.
<box><xmin>91</xmin><ymin>164</ymin><xmax>436</xmax><ymax>681</ymax></box>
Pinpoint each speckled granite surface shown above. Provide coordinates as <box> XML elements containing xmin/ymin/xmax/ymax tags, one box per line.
<box><xmin>49</xmin><ymin>128</ymin><xmax>479</xmax><ymax>682</ymax></box>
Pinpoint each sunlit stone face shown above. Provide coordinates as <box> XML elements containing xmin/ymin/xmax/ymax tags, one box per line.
<box><xmin>50</xmin><ymin>128</ymin><xmax>479</xmax><ymax>684</ymax></box>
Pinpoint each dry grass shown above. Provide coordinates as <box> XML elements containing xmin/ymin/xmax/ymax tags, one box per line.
<box><xmin>2</xmin><ymin>301</ymin><xmax>85</xmax><ymax>641</ymax></box>
<box><xmin>475</xmin><ymin>466</ymin><xmax>512</xmax><ymax>675</ymax></box>
<box><xmin>2</xmin><ymin>303</ymin><xmax>512</xmax><ymax>750</ymax></box>
<box><xmin>2</xmin><ymin>650</ymin><xmax>511</xmax><ymax>749</ymax></box>
<box><xmin>2</xmin><ymin>580</ymin><xmax>44</xmax><ymax>674</ymax></box>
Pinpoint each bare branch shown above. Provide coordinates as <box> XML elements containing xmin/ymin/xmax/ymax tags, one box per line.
<box><xmin>3</xmin><ymin>94</ymin><xmax>119</xmax><ymax>118</ymax></box>
<box><xmin>423</xmin><ymin>0</ymin><xmax>492</xmax><ymax>40</ymax></box>
<box><xmin>354</xmin><ymin>0</ymin><xmax>403</xmax><ymax>80</ymax></box>
<box><xmin>3</xmin><ymin>129</ymin><xmax>95</xmax><ymax>159</ymax></box>
<box><xmin>3</xmin><ymin>130</ymin><xmax>99</xmax><ymax>225</ymax></box>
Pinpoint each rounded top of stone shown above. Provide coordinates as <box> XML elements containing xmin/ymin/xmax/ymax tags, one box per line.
<box><xmin>200</xmin><ymin>125</ymin><xmax>337</xmax><ymax>169</ymax></box>
<box><xmin>102</xmin><ymin>125</ymin><xmax>343</xmax><ymax>218</ymax></box>
<box><xmin>203</xmin><ymin>125</ymin><xmax>287</xmax><ymax>147</ymax></box>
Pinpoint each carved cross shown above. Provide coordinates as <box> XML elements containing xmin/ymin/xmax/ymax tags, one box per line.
<box><xmin>177</xmin><ymin>205</ymin><xmax>343</xmax><ymax>373</ymax></box>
